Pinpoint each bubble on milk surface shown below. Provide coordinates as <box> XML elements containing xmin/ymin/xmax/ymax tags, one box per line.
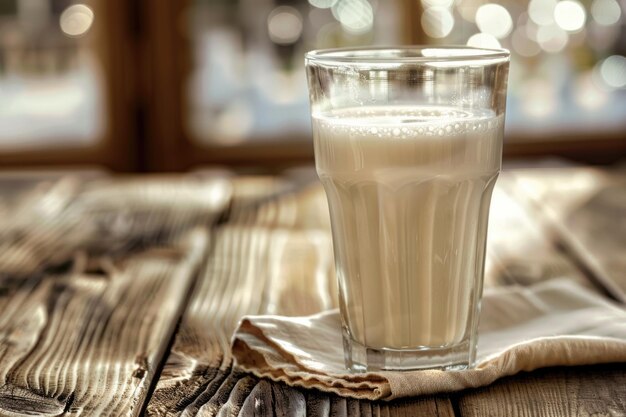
<box><xmin>313</xmin><ymin>106</ymin><xmax>501</xmax><ymax>139</ymax></box>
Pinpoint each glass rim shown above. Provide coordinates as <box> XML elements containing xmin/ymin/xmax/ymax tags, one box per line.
<box><xmin>305</xmin><ymin>46</ymin><xmax>510</xmax><ymax>65</ymax></box>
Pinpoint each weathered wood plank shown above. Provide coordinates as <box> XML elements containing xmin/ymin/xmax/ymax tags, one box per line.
<box><xmin>0</xmin><ymin>176</ymin><xmax>232</xmax><ymax>277</ymax></box>
<box><xmin>239</xmin><ymin>379</ymin><xmax>308</xmax><ymax>417</ymax></box>
<box><xmin>0</xmin><ymin>229</ymin><xmax>208</xmax><ymax>416</ymax></box>
<box><xmin>147</xmin><ymin>181</ymin><xmax>455</xmax><ymax>416</ymax></box>
<box><xmin>383</xmin><ymin>397</ymin><xmax>456</xmax><ymax>417</ymax></box>
<box><xmin>305</xmin><ymin>393</ymin><xmax>456</xmax><ymax>417</ymax></box>
<box><xmin>306</xmin><ymin>391</ymin><xmax>331</xmax><ymax>417</ymax></box>
<box><xmin>0</xmin><ymin>175</ymin><xmax>232</xmax><ymax>416</ymax></box>
<box><xmin>457</xmin><ymin>363</ymin><xmax>626</xmax><ymax>417</ymax></box>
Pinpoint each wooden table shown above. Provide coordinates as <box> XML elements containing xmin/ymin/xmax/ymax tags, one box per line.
<box><xmin>0</xmin><ymin>165</ymin><xmax>624</xmax><ymax>417</ymax></box>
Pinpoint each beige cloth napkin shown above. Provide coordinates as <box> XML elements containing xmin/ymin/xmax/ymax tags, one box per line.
<box><xmin>231</xmin><ymin>279</ymin><xmax>626</xmax><ymax>400</ymax></box>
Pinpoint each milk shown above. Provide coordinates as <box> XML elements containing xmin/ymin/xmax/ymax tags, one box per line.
<box><xmin>313</xmin><ymin>106</ymin><xmax>503</xmax><ymax>349</ymax></box>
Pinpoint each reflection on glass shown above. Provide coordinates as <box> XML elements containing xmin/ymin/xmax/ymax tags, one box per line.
<box><xmin>0</xmin><ymin>0</ymin><xmax>104</xmax><ymax>151</ymax></box>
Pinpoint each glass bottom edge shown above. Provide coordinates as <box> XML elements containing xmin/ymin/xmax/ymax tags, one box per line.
<box><xmin>343</xmin><ymin>333</ymin><xmax>475</xmax><ymax>372</ymax></box>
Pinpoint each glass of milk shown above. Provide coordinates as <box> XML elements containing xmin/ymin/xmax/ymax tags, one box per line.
<box><xmin>305</xmin><ymin>47</ymin><xmax>510</xmax><ymax>371</ymax></box>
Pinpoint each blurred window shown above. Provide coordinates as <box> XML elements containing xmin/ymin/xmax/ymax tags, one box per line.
<box><xmin>0</xmin><ymin>0</ymin><xmax>623</xmax><ymax>170</ymax></box>
<box><xmin>446</xmin><ymin>0</ymin><xmax>626</xmax><ymax>139</ymax></box>
<box><xmin>186</xmin><ymin>0</ymin><xmax>405</xmax><ymax>146</ymax></box>
<box><xmin>0</xmin><ymin>0</ymin><xmax>104</xmax><ymax>151</ymax></box>
<box><xmin>185</xmin><ymin>0</ymin><xmax>626</xmax><ymax>146</ymax></box>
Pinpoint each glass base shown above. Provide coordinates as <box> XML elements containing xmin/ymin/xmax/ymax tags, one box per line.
<box><xmin>343</xmin><ymin>332</ymin><xmax>475</xmax><ymax>372</ymax></box>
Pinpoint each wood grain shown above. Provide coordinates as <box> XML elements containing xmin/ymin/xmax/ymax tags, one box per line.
<box><xmin>3</xmin><ymin>170</ymin><xmax>624</xmax><ymax>417</ymax></box>
<box><xmin>0</xmin><ymin>175</ymin><xmax>231</xmax><ymax>416</ymax></box>
<box><xmin>0</xmin><ymin>175</ymin><xmax>231</xmax><ymax>277</ymax></box>
<box><xmin>146</xmin><ymin>179</ymin><xmax>455</xmax><ymax>416</ymax></box>
<box><xmin>0</xmin><ymin>229</ymin><xmax>208</xmax><ymax>416</ymax></box>
<box><xmin>457</xmin><ymin>363</ymin><xmax>626</xmax><ymax>417</ymax></box>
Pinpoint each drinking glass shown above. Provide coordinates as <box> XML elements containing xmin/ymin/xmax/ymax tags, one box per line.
<box><xmin>305</xmin><ymin>47</ymin><xmax>510</xmax><ymax>371</ymax></box>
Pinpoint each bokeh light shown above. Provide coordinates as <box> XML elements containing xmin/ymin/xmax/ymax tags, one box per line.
<box><xmin>599</xmin><ymin>55</ymin><xmax>626</xmax><ymax>88</ymax></box>
<box><xmin>554</xmin><ymin>0</ymin><xmax>586</xmax><ymax>32</ymax></box>
<box><xmin>59</xmin><ymin>4</ymin><xmax>94</xmax><ymax>37</ymax></box>
<box><xmin>467</xmin><ymin>33</ymin><xmax>502</xmax><ymax>49</ymax></box>
<box><xmin>309</xmin><ymin>0</ymin><xmax>339</xmax><ymax>8</ymax></box>
<box><xmin>332</xmin><ymin>0</ymin><xmax>374</xmax><ymax>34</ymax></box>
<box><xmin>476</xmin><ymin>4</ymin><xmax>513</xmax><ymax>39</ymax></box>
<box><xmin>186</xmin><ymin>0</ymin><xmax>626</xmax><ymax>145</ymax></box>
<box><xmin>267</xmin><ymin>6</ymin><xmax>303</xmax><ymax>45</ymax></box>
<box><xmin>591</xmin><ymin>0</ymin><xmax>622</xmax><ymax>26</ymax></box>
<box><xmin>536</xmin><ymin>25</ymin><xmax>569</xmax><ymax>52</ymax></box>
<box><xmin>528</xmin><ymin>0</ymin><xmax>557</xmax><ymax>26</ymax></box>
<box><xmin>421</xmin><ymin>6</ymin><xmax>455</xmax><ymax>38</ymax></box>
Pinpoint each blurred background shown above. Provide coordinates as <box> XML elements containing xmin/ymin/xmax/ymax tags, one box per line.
<box><xmin>0</xmin><ymin>0</ymin><xmax>624</xmax><ymax>172</ymax></box>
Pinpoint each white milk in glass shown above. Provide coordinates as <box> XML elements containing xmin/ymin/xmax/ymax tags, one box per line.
<box><xmin>313</xmin><ymin>106</ymin><xmax>503</xmax><ymax>350</ymax></box>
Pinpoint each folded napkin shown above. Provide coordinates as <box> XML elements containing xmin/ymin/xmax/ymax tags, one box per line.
<box><xmin>231</xmin><ymin>279</ymin><xmax>626</xmax><ymax>400</ymax></box>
